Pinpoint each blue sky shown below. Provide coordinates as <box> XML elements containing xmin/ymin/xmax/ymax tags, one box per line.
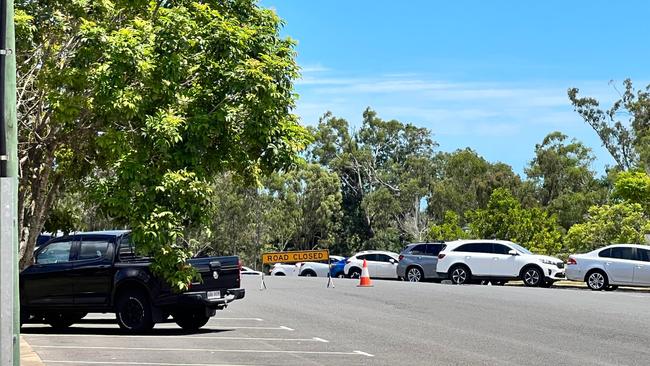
<box><xmin>261</xmin><ymin>0</ymin><xmax>650</xmax><ymax>175</ymax></box>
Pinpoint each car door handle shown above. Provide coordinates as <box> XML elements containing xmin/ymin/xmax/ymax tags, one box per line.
<box><xmin>636</xmin><ymin>266</ymin><xmax>643</xmax><ymax>269</ymax></box>
<box><xmin>493</xmin><ymin>257</ymin><xmax>499</xmax><ymax>260</ymax></box>
<box><xmin>605</xmin><ymin>262</ymin><xmax>612</xmax><ymax>266</ymax></box>
<box><xmin>417</xmin><ymin>256</ymin><xmax>422</xmax><ymax>260</ymax></box>
<box><xmin>465</xmin><ymin>256</ymin><xmax>471</xmax><ymax>259</ymax></box>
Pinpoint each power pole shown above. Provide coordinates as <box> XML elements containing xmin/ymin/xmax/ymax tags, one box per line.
<box><xmin>0</xmin><ymin>0</ymin><xmax>18</xmax><ymax>364</ymax></box>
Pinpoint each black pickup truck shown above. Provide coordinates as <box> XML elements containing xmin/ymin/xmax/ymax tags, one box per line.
<box><xmin>20</xmin><ymin>230</ymin><xmax>245</xmax><ymax>333</ymax></box>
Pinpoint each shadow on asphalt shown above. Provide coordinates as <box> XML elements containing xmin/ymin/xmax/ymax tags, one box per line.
<box><xmin>21</xmin><ymin>325</ymin><xmax>235</xmax><ymax>336</ymax></box>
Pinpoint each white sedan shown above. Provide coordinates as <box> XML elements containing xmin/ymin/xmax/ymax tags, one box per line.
<box><xmin>566</xmin><ymin>244</ymin><xmax>650</xmax><ymax>291</ymax></box>
<box><xmin>241</xmin><ymin>266</ymin><xmax>263</xmax><ymax>276</ymax></box>
<box><xmin>343</xmin><ymin>250</ymin><xmax>400</xmax><ymax>279</ymax></box>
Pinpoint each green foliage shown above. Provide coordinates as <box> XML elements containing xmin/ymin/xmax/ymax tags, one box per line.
<box><xmin>466</xmin><ymin>188</ymin><xmax>563</xmax><ymax>255</ymax></box>
<box><xmin>565</xmin><ymin>203</ymin><xmax>650</xmax><ymax>253</ymax></box>
<box><xmin>427</xmin><ymin>211</ymin><xmax>467</xmax><ymax>241</ymax></box>
<box><xmin>428</xmin><ymin>149</ymin><xmax>527</xmax><ymax>223</ymax></box>
<box><xmin>526</xmin><ymin>132</ymin><xmax>607</xmax><ymax>229</ymax></box>
<box><xmin>612</xmin><ymin>171</ymin><xmax>650</xmax><ymax>213</ymax></box>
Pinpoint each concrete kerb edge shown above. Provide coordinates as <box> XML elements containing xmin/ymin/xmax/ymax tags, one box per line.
<box><xmin>20</xmin><ymin>336</ymin><xmax>45</xmax><ymax>366</ymax></box>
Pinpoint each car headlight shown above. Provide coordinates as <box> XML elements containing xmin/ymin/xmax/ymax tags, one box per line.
<box><xmin>539</xmin><ymin>258</ymin><xmax>555</xmax><ymax>265</ymax></box>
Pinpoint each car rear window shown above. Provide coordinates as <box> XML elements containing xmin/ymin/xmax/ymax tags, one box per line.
<box><xmin>409</xmin><ymin>244</ymin><xmax>428</xmax><ymax>255</ymax></box>
<box><xmin>426</xmin><ymin>244</ymin><xmax>445</xmax><ymax>256</ymax></box>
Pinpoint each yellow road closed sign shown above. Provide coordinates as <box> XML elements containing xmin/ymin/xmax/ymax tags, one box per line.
<box><xmin>262</xmin><ymin>250</ymin><xmax>330</xmax><ymax>264</ymax></box>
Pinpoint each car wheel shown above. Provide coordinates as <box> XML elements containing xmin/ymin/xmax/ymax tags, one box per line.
<box><xmin>116</xmin><ymin>290</ymin><xmax>154</xmax><ymax>333</ymax></box>
<box><xmin>406</xmin><ymin>267</ymin><xmax>423</xmax><ymax>282</ymax></box>
<box><xmin>174</xmin><ymin>311</ymin><xmax>210</xmax><ymax>332</ymax></box>
<box><xmin>301</xmin><ymin>270</ymin><xmax>317</xmax><ymax>277</ymax></box>
<box><xmin>521</xmin><ymin>266</ymin><xmax>543</xmax><ymax>287</ymax></box>
<box><xmin>45</xmin><ymin>312</ymin><xmax>76</xmax><ymax>329</ymax></box>
<box><xmin>449</xmin><ymin>265</ymin><xmax>470</xmax><ymax>285</ymax></box>
<box><xmin>349</xmin><ymin>268</ymin><xmax>361</xmax><ymax>279</ymax></box>
<box><xmin>604</xmin><ymin>285</ymin><xmax>618</xmax><ymax>291</ymax></box>
<box><xmin>586</xmin><ymin>270</ymin><xmax>608</xmax><ymax>291</ymax></box>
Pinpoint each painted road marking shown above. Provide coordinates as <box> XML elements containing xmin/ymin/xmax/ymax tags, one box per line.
<box><xmin>354</xmin><ymin>350</ymin><xmax>375</xmax><ymax>357</ymax></box>
<box><xmin>44</xmin><ymin>362</ymin><xmax>250</xmax><ymax>366</ymax></box>
<box><xmin>210</xmin><ymin>318</ymin><xmax>264</xmax><ymax>321</ymax></box>
<box><xmin>279</xmin><ymin>326</ymin><xmax>295</xmax><ymax>331</ymax></box>
<box><xmin>26</xmin><ymin>334</ymin><xmax>328</xmax><ymax>342</ymax></box>
<box><xmin>33</xmin><ymin>345</ymin><xmax>374</xmax><ymax>357</ymax></box>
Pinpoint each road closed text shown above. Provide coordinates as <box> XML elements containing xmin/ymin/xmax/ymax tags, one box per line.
<box><xmin>262</xmin><ymin>250</ymin><xmax>330</xmax><ymax>264</ymax></box>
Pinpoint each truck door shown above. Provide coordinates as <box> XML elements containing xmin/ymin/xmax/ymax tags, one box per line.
<box><xmin>71</xmin><ymin>234</ymin><xmax>115</xmax><ymax>306</ymax></box>
<box><xmin>21</xmin><ymin>239</ymin><xmax>76</xmax><ymax>306</ymax></box>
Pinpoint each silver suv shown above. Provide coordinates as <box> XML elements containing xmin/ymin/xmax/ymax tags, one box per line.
<box><xmin>397</xmin><ymin>243</ymin><xmax>446</xmax><ymax>282</ymax></box>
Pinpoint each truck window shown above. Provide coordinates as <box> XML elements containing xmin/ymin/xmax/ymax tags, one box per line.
<box><xmin>36</xmin><ymin>241</ymin><xmax>73</xmax><ymax>264</ymax></box>
<box><xmin>118</xmin><ymin>235</ymin><xmax>145</xmax><ymax>261</ymax></box>
<box><xmin>78</xmin><ymin>240</ymin><xmax>110</xmax><ymax>260</ymax></box>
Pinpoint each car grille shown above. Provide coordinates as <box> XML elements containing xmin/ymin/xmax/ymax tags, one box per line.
<box><xmin>556</xmin><ymin>262</ymin><xmax>565</xmax><ymax>269</ymax></box>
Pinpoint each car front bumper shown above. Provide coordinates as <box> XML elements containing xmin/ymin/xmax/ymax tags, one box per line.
<box><xmin>542</xmin><ymin>266</ymin><xmax>566</xmax><ymax>281</ymax></box>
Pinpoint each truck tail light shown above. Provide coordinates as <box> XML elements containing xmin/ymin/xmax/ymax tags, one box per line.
<box><xmin>567</xmin><ymin>257</ymin><xmax>577</xmax><ymax>265</ymax></box>
<box><xmin>438</xmin><ymin>253</ymin><xmax>446</xmax><ymax>259</ymax></box>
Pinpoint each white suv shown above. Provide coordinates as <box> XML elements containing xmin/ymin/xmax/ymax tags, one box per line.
<box><xmin>344</xmin><ymin>250</ymin><xmax>400</xmax><ymax>279</ymax></box>
<box><xmin>436</xmin><ymin>240</ymin><xmax>565</xmax><ymax>287</ymax></box>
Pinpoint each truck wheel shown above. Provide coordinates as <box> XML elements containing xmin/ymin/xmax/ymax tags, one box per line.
<box><xmin>45</xmin><ymin>312</ymin><xmax>75</xmax><ymax>329</ymax></box>
<box><xmin>174</xmin><ymin>311</ymin><xmax>210</xmax><ymax>331</ymax></box>
<box><xmin>116</xmin><ymin>290</ymin><xmax>154</xmax><ymax>333</ymax></box>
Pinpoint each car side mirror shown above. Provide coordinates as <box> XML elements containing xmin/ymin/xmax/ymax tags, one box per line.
<box><xmin>508</xmin><ymin>249</ymin><xmax>518</xmax><ymax>256</ymax></box>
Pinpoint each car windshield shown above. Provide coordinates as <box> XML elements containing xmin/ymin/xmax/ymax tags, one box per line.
<box><xmin>511</xmin><ymin>243</ymin><xmax>532</xmax><ymax>255</ymax></box>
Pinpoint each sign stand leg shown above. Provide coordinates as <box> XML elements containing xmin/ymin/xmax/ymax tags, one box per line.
<box><xmin>259</xmin><ymin>273</ymin><xmax>267</xmax><ymax>291</ymax></box>
<box><xmin>327</xmin><ymin>262</ymin><xmax>334</xmax><ymax>288</ymax></box>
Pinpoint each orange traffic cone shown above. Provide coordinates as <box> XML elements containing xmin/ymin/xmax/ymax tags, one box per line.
<box><xmin>358</xmin><ymin>259</ymin><xmax>373</xmax><ymax>287</ymax></box>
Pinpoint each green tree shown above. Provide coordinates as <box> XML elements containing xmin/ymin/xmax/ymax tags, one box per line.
<box><xmin>309</xmin><ymin>109</ymin><xmax>437</xmax><ymax>253</ymax></box>
<box><xmin>427</xmin><ymin>211</ymin><xmax>467</xmax><ymax>241</ymax></box>
<box><xmin>17</xmin><ymin>0</ymin><xmax>310</xmax><ymax>289</ymax></box>
<box><xmin>466</xmin><ymin>188</ymin><xmax>563</xmax><ymax>255</ymax></box>
<box><xmin>565</xmin><ymin>203</ymin><xmax>650</xmax><ymax>253</ymax></box>
<box><xmin>568</xmin><ymin>79</ymin><xmax>650</xmax><ymax>172</ymax></box>
<box><xmin>428</xmin><ymin>149</ymin><xmax>528</xmax><ymax>223</ymax></box>
<box><xmin>525</xmin><ymin>132</ymin><xmax>607</xmax><ymax>229</ymax></box>
<box><xmin>264</xmin><ymin>163</ymin><xmax>342</xmax><ymax>251</ymax></box>
<box><xmin>612</xmin><ymin>170</ymin><xmax>650</xmax><ymax>213</ymax></box>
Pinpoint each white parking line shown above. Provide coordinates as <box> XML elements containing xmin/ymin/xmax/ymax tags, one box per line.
<box><xmin>354</xmin><ymin>350</ymin><xmax>375</xmax><ymax>357</ymax></box>
<box><xmin>44</xmin><ymin>362</ymin><xmax>249</xmax><ymax>366</ymax></box>
<box><xmin>32</xmin><ymin>345</ymin><xmax>374</xmax><ymax>357</ymax></box>
<box><xmin>26</xmin><ymin>334</ymin><xmax>328</xmax><ymax>342</ymax></box>
<box><xmin>279</xmin><ymin>326</ymin><xmax>294</xmax><ymax>331</ymax></box>
<box><xmin>211</xmin><ymin>318</ymin><xmax>263</xmax><ymax>322</ymax></box>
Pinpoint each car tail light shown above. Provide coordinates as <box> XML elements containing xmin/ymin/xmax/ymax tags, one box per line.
<box><xmin>438</xmin><ymin>253</ymin><xmax>446</xmax><ymax>259</ymax></box>
<box><xmin>398</xmin><ymin>255</ymin><xmax>404</xmax><ymax>261</ymax></box>
<box><xmin>567</xmin><ymin>257</ymin><xmax>577</xmax><ymax>265</ymax></box>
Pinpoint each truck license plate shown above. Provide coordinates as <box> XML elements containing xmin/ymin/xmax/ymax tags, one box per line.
<box><xmin>207</xmin><ymin>291</ymin><xmax>223</xmax><ymax>299</ymax></box>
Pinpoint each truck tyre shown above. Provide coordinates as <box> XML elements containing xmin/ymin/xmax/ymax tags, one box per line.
<box><xmin>116</xmin><ymin>289</ymin><xmax>154</xmax><ymax>333</ymax></box>
<box><xmin>45</xmin><ymin>312</ymin><xmax>76</xmax><ymax>329</ymax></box>
<box><xmin>174</xmin><ymin>311</ymin><xmax>210</xmax><ymax>331</ymax></box>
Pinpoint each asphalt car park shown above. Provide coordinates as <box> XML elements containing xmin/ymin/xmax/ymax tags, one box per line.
<box><xmin>24</xmin><ymin>275</ymin><xmax>650</xmax><ymax>366</ymax></box>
